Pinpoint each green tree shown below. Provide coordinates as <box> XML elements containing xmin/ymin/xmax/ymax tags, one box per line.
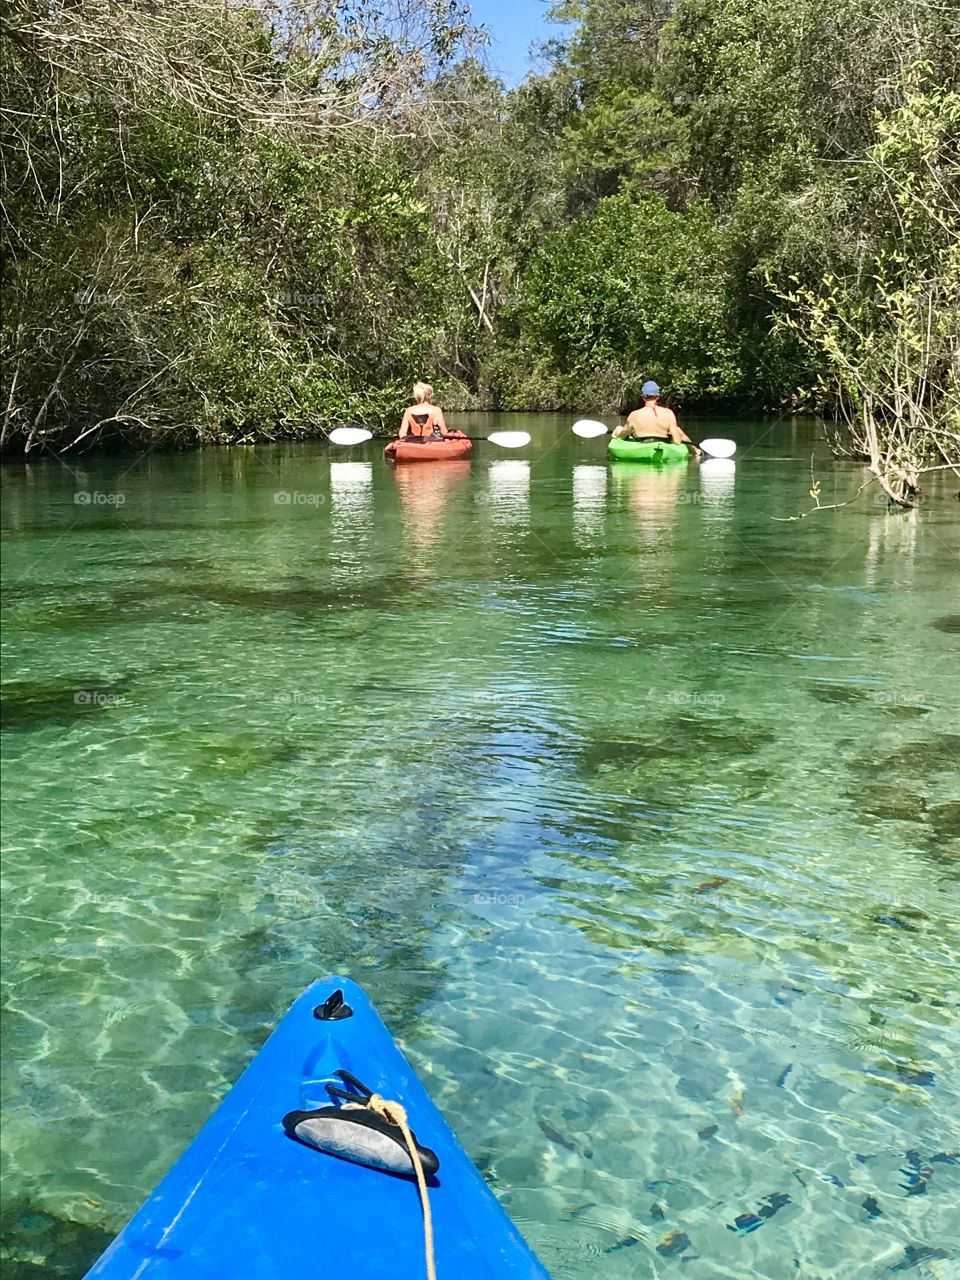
<box><xmin>0</xmin><ymin>0</ymin><xmax>479</xmax><ymax>450</ymax></box>
<box><xmin>776</xmin><ymin>72</ymin><xmax>960</xmax><ymax>504</ymax></box>
<box><xmin>513</xmin><ymin>190</ymin><xmax>743</xmax><ymax>407</ymax></box>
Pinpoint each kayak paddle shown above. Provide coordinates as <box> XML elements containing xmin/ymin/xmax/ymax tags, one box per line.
<box><xmin>572</xmin><ymin>419</ymin><xmax>612</xmax><ymax>438</ymax></box>
<box><xmin>328</xmin><ymin>427</ymin><xmax>530</xmax><ymax>448</ymax></box>
<box><xmin>572</xmin><ymin>419</ymin><xmax>736</xmax><ymax>458</ymax></box>
<box><xmin>697</xmin><ymin>438</ymin><xmax>737</xmax><ymax>458</ymax></box>
<box><xmin>327</xmin><ymin>427</ymin><xmax>374</xmax><ymax>446</ymax></box>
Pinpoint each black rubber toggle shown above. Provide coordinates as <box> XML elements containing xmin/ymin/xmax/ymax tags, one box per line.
<box><xmin>314</xmin><ymin>988</ymin><xmax>353</xmax><ymax>1021</ymax></box>
<box><xmin>326</xmin><ymin>1069</ymin><xmax>373</xmax><ymax>1103</ymax></box>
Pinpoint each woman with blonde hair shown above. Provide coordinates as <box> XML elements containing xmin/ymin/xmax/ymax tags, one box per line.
<box><xmin>398</xmin><ymin>382</ymin><xmax>464</xmax><ymax>442</ymax></box>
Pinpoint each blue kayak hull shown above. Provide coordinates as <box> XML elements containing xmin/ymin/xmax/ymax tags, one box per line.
<box><xmin>85</xmin><ymin>978</ymin><xmax>550</xmax><ymax>1279</ymax></box>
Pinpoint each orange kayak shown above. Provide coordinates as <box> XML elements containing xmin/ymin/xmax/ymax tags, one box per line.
<box><xmin>385</xmin><ymin>436</ymin><xmax>473</xmax><ymax>463</ymax></box>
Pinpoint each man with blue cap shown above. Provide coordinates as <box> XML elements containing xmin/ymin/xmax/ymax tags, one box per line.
<box><xmin>612</xmin><ymin>381</ymin><xmax>700</xmax><ymax>455</ymax></box>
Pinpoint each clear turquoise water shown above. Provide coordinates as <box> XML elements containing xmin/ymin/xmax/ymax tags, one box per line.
<box><xmin>2</xmin><ymin>415</ymin><xmax>959</xmax><ymax>1279</ymax></box>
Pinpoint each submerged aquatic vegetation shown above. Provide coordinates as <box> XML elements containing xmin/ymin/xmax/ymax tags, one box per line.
<box><xmin>0</xmin><ymin>1199</ymin><xmax>114</xmax><ymax>1279</ymax></box>
<box><xmin>0</xmin><ymin>677</ymin><xmax>131</xmax><ymax>731</ymax></box>
<box><xmin>808</xmin><ymin>683</ymin><xmax>870</xmax><ymax>705</ymax></box>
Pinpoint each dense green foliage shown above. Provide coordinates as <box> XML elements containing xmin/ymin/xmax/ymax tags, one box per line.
<box><xmin>0</xmin><ymin>0</ymin><xmax>483</xmax><ymax>449</ymax></box>
<box><xmin>512</xmin><ymin>193</ymin><xmax>743</xmax><ymax>404</ymax></box>
<box><xmin>1</xmin><ymin>0</ymin><xmax>958</xmax><ymax>492</ymax></box>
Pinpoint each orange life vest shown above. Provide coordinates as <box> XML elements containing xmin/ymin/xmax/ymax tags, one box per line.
<box><xmin>406</xmin><ymin>406</ymin><xmax>441</xmax><ymax>439</ymax></box>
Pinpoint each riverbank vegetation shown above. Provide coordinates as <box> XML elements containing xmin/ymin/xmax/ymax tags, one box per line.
<box><xmin>1</xmin><ymin>0</ymin><xmax>957</xmax><ymax>499</ymax></box>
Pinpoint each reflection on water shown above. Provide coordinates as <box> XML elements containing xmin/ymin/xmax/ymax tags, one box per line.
<box><xmin>392</xmin><ymin>460</ymin><xmax>471</xmax><ymax>558</ymax></box>
<box><xmin>864</xmin><ymin>506</ymin><xmax>921</xmax><ymax>586</ymax></box>
<box><xmin>609</xmin><ymin>461</ymin><xmax>686</xmax><ymax>539</ymax></box>
<box><xmin>329</xmin><ymin>460</ymin><xmax>373</xmax><ymax>580</ymax></box>
<box><xmin>699</xmin><ymin>457</ymin><xmax>736</xmax><ymax>512</ymax></box>
<box><xmin>572</xmin><ymin>465</ymin><xmax>607</xmax><ymax>545</ymax></box>
<box><xmin>487</xmin><ymin>458</ymin><xmax>530</xmax><ymax>528</ymax></box>
<box><xmin>1</xmin><ymin>415</ymin><xmax>958</xmax><ymax>1280</ymax></box>
<box><xmin>329</xmin><ymin>460</ymin><xmax>373</xmax><ymax>515</ymax></box>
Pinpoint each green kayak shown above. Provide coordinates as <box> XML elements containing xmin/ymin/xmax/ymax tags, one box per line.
<box><xmin>608</xmin><ymin>437</ymin><xmax>690</xmax><ymax>464</ymax></box>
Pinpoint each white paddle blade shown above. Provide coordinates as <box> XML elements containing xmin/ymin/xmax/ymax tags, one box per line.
<box><xmin>486</xmin><ymin>431</ymin><xmax>531</xmax><ymax>449</ymax></box>
<box><xmin>572</xmin><ymin>419</ymin><xmax>610</xmax><ymax>439</ymax></box>
<box><xmin>698</xmin><ymin>437</ymin><xmax>736</xmax><ymax>459</ymax></box>
<box><xmin>328</xmin><ymin>427</ymin><xmax>373</xmax><ymax>446</ymax></box>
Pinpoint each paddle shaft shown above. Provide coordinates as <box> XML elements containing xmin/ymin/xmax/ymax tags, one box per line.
<box><xmin>402</xmin><ymin>434</ymin><xmax>492</xmax><ymax>442</ymax></box>
<box><xmin>336</xmin><ymin>433</ymin><xmax>513</xmax><ymax>443</ymax></box>
<box><xmin>395</xmin><ymin>433</ymin><xmax>530</xmax><ymax>447</ymax></box>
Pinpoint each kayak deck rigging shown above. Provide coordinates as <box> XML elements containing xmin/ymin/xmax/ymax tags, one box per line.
<box><xmin>85</xmin><ymin>978</ymin><xmax>550</xmax><ymax>1279</ymax></box>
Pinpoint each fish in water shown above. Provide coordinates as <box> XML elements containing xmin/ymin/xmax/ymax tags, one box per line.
<box><xmin>874</xmin><ymin>914</ymin><xmax>918</xmax><ymax>932</ymax></box>
<box><xmin>898</xmin><ymin>1068</ymin><xmax>936</xmax><ymax>1086</ymax></box>
<box><xmin>888</xmin><ymin>1244</ymin><xmax>950</xmax><ymax>1272</ymax></box>
<box><xmin>862</xmin><ymin>1196</ymin><xmax>882</xmax><ymax>1219</ymax></box>
<box><xmin>651</xmin><ymin>1202</ymin><xmax>667</xmax><ymax>1221</ymax></box>
<box><xmin>538</xmin><ymin>1119</ymin><xmax>576</xmax><ymax>1153</ymax></box>
<box><xmin>698</xmin><ymin>1124</ymin><xmax>719</xmax><ymax>1140</ymax></box>
<box><xmin>776</xmin><ymin>1064</ymin><xmax>794</xmax><ymax>1088</ymax></box>
<box><xmin>727</xmin><ymin>1194</ymin><xmax>790</xmax><ymax>1234</ymax></box>
<box><xmin>605</xmin><ymin>1235</ymin><xmax>640</xmax><ymax>1253</ymax></box>
<box><xmin>819</xmin><ymin>1173</ymin><xmax>845</xmax><ymax>1188</ymax></box>
<box><xmin>774</xmin><ymin>985</ymin><xmax>805</xmax><ymax>1005</ymax></box>
<box><xmin>728</xmin><ymin>1213</ymin><xmax>764</xmax><ymax>1234</ymax></box>
<box><xmin>565</xmin><ymin>1201</ymin><xmax>596</xmax><ymax>1219</ymax></box>
<box><xmin>657</xmin><ymin>1231</ymin><xmax>692</xmax><ymax>1257</ymax></box>
<box><xmin>758</xmin><ymin>1193</ymin><xmax>791</xmax><ymax>1219</ymax></box>
<box><xmin>730</xmin><ymin>1088</ymin><xmax>746</xmax><ymax>1117</ymax></box>
<box><xmin>900</xmin><ymin>1166</ymin><xmax>933</xmax><ymax>1196</ymax></box>
<box><xmin>691</xmin><ymin>876</ymin><xmax>729</xmax><ymax>894</ymax></box>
